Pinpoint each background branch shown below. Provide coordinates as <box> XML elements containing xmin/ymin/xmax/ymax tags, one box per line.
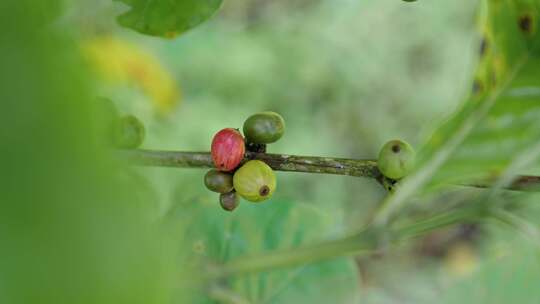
<box><xmin>212</xmin><ymin>205</ymin><xmax>481</xmax><ymax>278</ymax></box>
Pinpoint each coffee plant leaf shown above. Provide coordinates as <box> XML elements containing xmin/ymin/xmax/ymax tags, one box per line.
<box><xmin>419</xmin><ymin>0</ymin><xmax>540</xmax><ymax>188</ymax></box>
<box><xmin>115</xmin><ymin>0</ymin><xmax>223</xmax><ymax>38</ymax></box>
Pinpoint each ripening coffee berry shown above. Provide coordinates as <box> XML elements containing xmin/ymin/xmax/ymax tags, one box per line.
<box><xmin>114</xmin><ymin>115</ymin><xmax>145</xmax><ymax>149</ymax></box>
<box><xmin>204</xmin><ymin>170</ymin><xmax>234</xmax><ymax>193</ymax></box>
<box><xmin>243</xmin><ymin>112</ymin><xmax>285</xmax><ymax>144</ymax></box>
<box><xmin>220</xmin><ymin>192</ymin><xmax>240</xmax><ymax>211</ymax></box>
<box><xmin>211</xmin><ymin>128</ymin><xmax>246</xmax><ymax>171</ymax></box>
<box><xmin>233</xmin><ymin>160</ymin><xmax>276</xmax><ymax>203</ymax></box>
<box><xmin>377</xmin><ymin>139</ymin><xmax>416</xmax><ymax>180</ymax></box>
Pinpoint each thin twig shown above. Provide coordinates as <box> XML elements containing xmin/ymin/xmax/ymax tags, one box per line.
<box><xmin>120</xmin><ymin>149</ymin><xmax>380</xmax><ymax>178</ymax></box>
<box><xmin>461</xmin><ymin>175</ymin><xmax>540</xmax><ymax>192</ymax></box>
<box><xmin>120</xmin><ymin>149</ymin><xmax>540</xmax><ymax>191</ymax></box>
<box><xmin>208</xmin><ymin>285</ymin><xmax>252</xmax><ymax>304</ymax></box>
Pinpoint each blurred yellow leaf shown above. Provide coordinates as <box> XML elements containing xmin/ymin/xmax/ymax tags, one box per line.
<box><xmin>444</xmin><ymin>242</ymin><xmax>478</xmax><ymax>277</ymax></box>
<box><xmin>82</xmin><ymin>36</ymin><xmax>180</xmax><ymax>115</ymax></box>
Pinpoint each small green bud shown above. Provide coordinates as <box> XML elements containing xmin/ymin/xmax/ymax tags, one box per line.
<box><xmin>114</xmin><ymin>115</ymin><xmax>145</xmax><ymax>149</ymax></box>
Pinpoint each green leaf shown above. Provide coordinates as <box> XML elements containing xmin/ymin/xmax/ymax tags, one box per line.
<box><xmin>421</xmin><ymin>0</ymin><xmax>540</xmax><ymax>187</ymax></box>
<box><xmin>114</xmin><ymin>0</ymin><xmax>223</xmax><ymax>38</ymax></box>
<box><xmin>372</xmin><ymin>0</ymin><xmax>540</xmax><ymax>225</ymax></box>
<box><xmin>0</xmin><ymin>0</ymin><xmax>63</xmax><ymax>27</ymax></box>
<box><xmin>166</xmin><ymin>198</ymin><xmax>360</xmax><ymax>303</ymax></box>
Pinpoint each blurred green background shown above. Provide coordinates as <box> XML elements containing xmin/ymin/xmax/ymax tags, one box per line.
<box><xmin>2</xmin><ymin>0</ymin><xmax>540</xmax><ymax>303</ymax></box>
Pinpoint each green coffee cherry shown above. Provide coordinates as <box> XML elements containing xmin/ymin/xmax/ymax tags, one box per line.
<box><xmin>93</xmin><ymin>97</ymin><xmax>119</xmax><ymax>145</ymax></box>
<box><xmin>243</xmin><ymin>112</ymin><xmax>285</xmax><ymax>144</ymax></box>
<box><xmin>377</xmin><ymin>139</ymin><xmax>416</xmax><ymax>180</ymax></box>
<box><xmin>233</xmin><ymin>160</ymin><xmax>276</xmax><ymax>203</ymax></box>
<box><xmin>220</xmin><ymin>192</ymin><xmax>239</xmax><ymax>211</ymax></box>
<box><xmin>204</xmin><ymin>170</ymin><xmax>234</xmax><ymax>193</ymax></box>
<box><xmin>114</xmin><ymin>115</ymin><xmax>145</xmax><ymax>149</ymax></box>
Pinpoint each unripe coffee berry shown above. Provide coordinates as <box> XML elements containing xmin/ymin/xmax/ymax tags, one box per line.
<box><xmin>243</xmin><ymin>112</ymin><xmax>285</xmax><ymax>144</ymax></box>
<box><xmin>114</xmin><ymin>115</ymin><xmax>145</xmax><ymax>149</ymax></box>
<box><xmin>204</xmin><ymin>170</ymin><xmax>234</xmax><ymax>193</ymax></box>
<box><xmin>233</xmin><ymin>160</ymin><xmax>276</xmax><ymax>203</ymax></box>
<box><xmin>377</xmin><ymin>139</ymin><xmax>416</xmax><ymax>180</ymax></box>
<box><xmin>211</xmin><ymin>128</ymin><xmax>245</xmax><ymax>171</ymax></box>
<box><xmin>220</xmin><ymin>192</ymin><xmax>240</xmax><ymax>211</ymax></box>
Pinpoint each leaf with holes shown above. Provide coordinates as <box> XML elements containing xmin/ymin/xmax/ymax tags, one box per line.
<box><xmin>115</xmin><ymin>0</ymin><xmax>223</xmax><ymax>38</ymax></box>
<box><xmin>418</xmin><ymin>0</ymin><xmax>540</xmax><ymax>189</ymax></box>
<box><xmin>373</xmin><ymin>0</ymin><xmax>540</xmax><ymax>225</ymax></box>
<box><xmin>432</xmin><ymin>0</ymin><xmax>540</xmax><ymax>187</ymax></box>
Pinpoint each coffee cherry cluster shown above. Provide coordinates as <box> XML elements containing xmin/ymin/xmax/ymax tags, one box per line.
<box><xmin>377</xmin><ymin>139</ymin><xmax>416</xmax><ymax>180</ymax></box>
<box><xmin>205</xmin><ymin>112</ymin><xmax>285</xmax><ymax>212</ymax></box>
<box><xmin>94</xmin><ymin>97</ymin><xmax>146</xmax><ymax>149</ymax></box>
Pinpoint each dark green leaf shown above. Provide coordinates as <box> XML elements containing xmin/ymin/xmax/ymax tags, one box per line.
<box><xmin>115</xmin><ymin>0</ymin><xmax>223</xmax><ymax>38</ymax></box>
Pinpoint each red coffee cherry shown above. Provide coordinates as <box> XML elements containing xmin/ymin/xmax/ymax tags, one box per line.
<box><xmin>211</xmin><ymin>128</ymin><xmax>245</xmax><ymax>171</ymax></box>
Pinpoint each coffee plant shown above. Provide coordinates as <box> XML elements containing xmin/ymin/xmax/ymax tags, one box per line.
<box><xmin>3</xmin><ymin>0</ymin><xmax>540</xmax><ymax>304</ymax></box>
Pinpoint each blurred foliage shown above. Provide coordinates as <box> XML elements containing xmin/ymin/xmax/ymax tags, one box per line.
<box><xmin>0</xmin><ymin>0</ymin><xmax>63</xmax><ymax>28</ymax></box>
<box><xmin>3</xmin><ymin>0</ymin><xmax>540</xmax><ymax>304</ymax></box>
<box><xmin>439</xmin><ymin>200</ymin><xmax>540</xmax><ymax>304</ymax></box>
<box><xmin>0</xmin><ymin>1</ymin><xmax>173</xmax><ymax>304</ymax></box>
<box><xmin>82</xmin><ymin>36</ymin><xmax>181</xmax><ymax>115</ymax></box>
<box><xmin>167</xmin><ymin>198</ymin><xmax>360</xmax><ymax>303</ymax></box>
